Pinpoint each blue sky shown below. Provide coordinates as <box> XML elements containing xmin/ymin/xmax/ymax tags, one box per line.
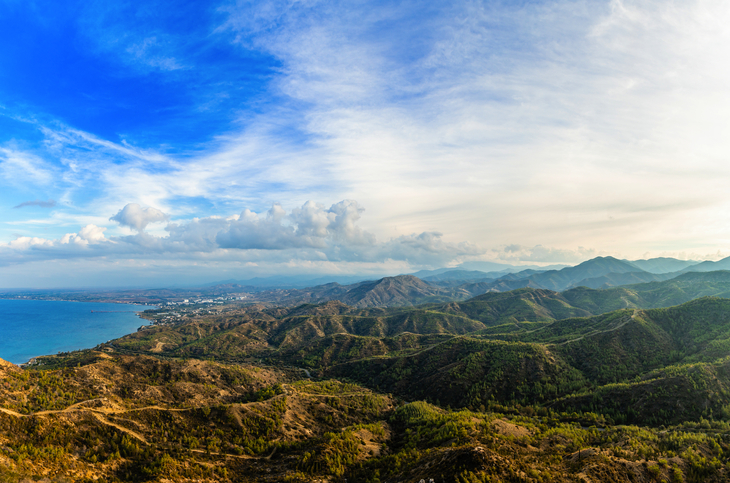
<box><xmin>2</xmin><ymin>0</ymin><xmax>730</xmax><ymax>288</ymax></box>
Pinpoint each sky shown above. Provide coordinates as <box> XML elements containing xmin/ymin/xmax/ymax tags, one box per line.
<box><xmin>1</xmin><ymin>0</ymin><xmax>730</xmax><ymax>288</ymax></box>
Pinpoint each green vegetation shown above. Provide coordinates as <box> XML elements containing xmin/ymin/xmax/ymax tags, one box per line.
<box><xmin>97</xmin><ymin>291</ymin><xmax>730</xmax><ymax>429</ymax></box>
<box><xmin>6</xmin><ymin>279</ymin><xmax>730</xmax><ymax>481</ymax></box>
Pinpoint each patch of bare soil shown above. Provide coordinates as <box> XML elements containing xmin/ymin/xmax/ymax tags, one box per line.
<box><xmin>0</xmin><ymin>358</ymin><xmax>20</xmax><ymax>373</ymax></box>
<box><xmin>491</xmin><ymin>418</ymin><xmax>532</xmax><ymax>438</ymax></box>
<box><xmin>150</xmin><ymin>341</ymin><xmax>166</xmax><ymax>353</ymax></box>
<box><xmin>353</xmin><ymin>422</ymin><xmax>391</xmax><ymax>460</ymax></box>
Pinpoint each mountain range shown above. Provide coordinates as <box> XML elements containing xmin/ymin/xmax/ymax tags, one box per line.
<box><xmin>3</xmin><ymin>255</ymin><xmax>721</xmax><ymax>308</ymax></box>
<box><xmin>7</xmin><ymin>263</ymin><xmax>730</xmax><ymax>481</ymax></box>
<box><xmin>237</xmin><ymin>256</ymin><xmax>730</xmax><ymax>307</ymax></box>
<box><xmin>215</xmin><ymin>256</ymin><xmax>705</xmax><ymax>292</ymax></box>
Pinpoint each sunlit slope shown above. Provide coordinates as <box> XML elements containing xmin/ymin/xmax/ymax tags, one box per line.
<box><xmin>429</xmin><ymin>288</ymin><xmax>592</xmax><ymax>325</ymax></box>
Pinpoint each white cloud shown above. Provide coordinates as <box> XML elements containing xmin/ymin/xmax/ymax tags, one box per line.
<box><xmin>213</xmin><ymin>0</ymin><xmax>730</xmax><ymax>253</ymax></box>
<box><xmin>7</xmin><ymin>236</ymin><xmax>55</xmax><ymax>250</ymax></box>
<box><xmin>78</xmin><ymin>224</ymin><xmax>108</xmax><ymax>243</ymax></box>
<box><xmin>110</xmin><ymin>203</ymin><xmax>170</xmax><ymax>232</ymax></box>
<box><xmin>0</xmin><ymin>147</ymin><xmax>56</xmax><ymax>187</ymax></box>
<box><xmin>0</xmin><ymin>200</ymin><xmax>484</xmax><ymax>271</ymax></box>
<box><xmin>5</xmin><ymin>0</ymin><xmax>730</xmax><ymax>286</ymax></box>
<box><xmin>124</xmin><ymin>36</ymin><xmax>187</xmax><ymax>71</ymax></box>
<box><xmin>59</xmin><ymin>224</ymin><xmax>107</xmax><ymax>247</ymax></box>
<box><xmin>215</xmin><ymin>200</ymin><xmax>376</xmax><ymax>250</ymax></box>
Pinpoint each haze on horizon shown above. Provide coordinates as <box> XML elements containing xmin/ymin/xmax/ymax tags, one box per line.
<box><xmin>1</xmin><ymin>0</ymin><xmax>729</xmax><ymax>288</ymax></box>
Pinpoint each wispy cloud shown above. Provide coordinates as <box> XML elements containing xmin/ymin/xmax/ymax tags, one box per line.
<box><xmin>225</xmin><ymin>0</ymin><xmax>730</xmax><ymax>252</ymax></box>
<box><xmin>0</xmin><ymin>147</ymin><xmax>57</xmax><ymax>187</ymax></box>
<box><xmin>3</xmin><ymin>0</ymin><xmax>730</xmax><ymax>286</ymax></box>
<box><xmin>493</xmin><ymin>245</ymin><xmax>602</xmax><ymax>264</ymax></box>
<box><xmin>13</xmin><ymin>199</ymin><xmax>56</xmax><ymax>209</ymax></box>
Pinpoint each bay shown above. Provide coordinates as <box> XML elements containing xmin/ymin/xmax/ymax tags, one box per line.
<box><xmin>0</xmin><ymin>299</ymin><xmax>155</xmax><ymax>364</ymax></box>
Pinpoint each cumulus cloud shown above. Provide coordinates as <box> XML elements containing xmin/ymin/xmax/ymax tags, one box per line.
<box><xmin>216</xmin><ymin>200</ymin><xmax>376</xmax><ymax>250</ymax></box>
<box><xmin>1</xmin><ymin>200</ymin><xmax>484</xmax><ymax>269</ymax></box>
<box><xmin>13</xmin><ymin>199</ymin><xmax>56</xmax><ymax>209</ymax></box>
<box><xmin>110</xmin><ymin>203</ymin><xmax>170</xmax><ymax>231</ymax></box>
<box><xmin>378</xmin><ymin>232</ymin><xmax>481</xmax><ymax>265</ymax></box>
<box><xmin>5</xmin><ymin>225</ymin><xmax>107</xmax><ymax>255</ymax></box>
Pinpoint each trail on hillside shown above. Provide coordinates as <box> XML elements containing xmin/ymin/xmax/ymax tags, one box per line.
<box><xmin>554</xmin><ymin>310</ymin><xmax>638</xmax><ymax>346</ymax></box>
<box><xmin>92</xmin><ymin>413</ymin><xmax>147</xmax><ymax>443</ymax></box>
<box><xmin>0</xmin><ymin>398</ymin><xmax>195</xmax><ymax>418</ymax></box>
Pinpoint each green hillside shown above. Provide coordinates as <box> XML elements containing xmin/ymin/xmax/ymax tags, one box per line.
<box><xmin>429</xmin><ymin>288</ymin><xmax>592</xmax><ymax>326</ymax></box>
<box><xmin>101</xmin><ymin>290</ymin><xmax>730</xmax><ymax>432</ymax></box>
<box><xmin>9</xmin><ymin>286</ymin><xmax>730</xmax><ymax>481</ymax></box>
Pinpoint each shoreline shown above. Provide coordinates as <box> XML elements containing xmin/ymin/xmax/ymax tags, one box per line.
<box><xmin>0</xmin><ymin>300</ymin><xmax>158</xmax><ymax>366</ymax></box>
<box><xmin>0</xmin><ymin>297</ymin><xmax>158</xmax><ymax>307</ymax></box>
<box><xmin>0</xmin><ymin>298</ymin><xmax>157</xmax><ymax>310</ymax></box>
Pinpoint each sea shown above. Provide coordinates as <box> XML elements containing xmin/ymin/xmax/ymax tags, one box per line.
<box><xmin>0</xmin><ymin>299</ymin><xmax>155</xmax><ymax>365</ymax></box>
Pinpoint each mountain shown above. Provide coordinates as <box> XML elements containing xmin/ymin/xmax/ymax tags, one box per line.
<box><xmin>457</xmin><ymin>278</ymin><xmax>541</xmax><ymax>296</ymax></box>
<box><xmin>337</xmin><ymin>275</ymin><xmax>459</xmax><ymax>307</ymax></box>
<box><xmin>430</xmin><ymin>288</ymin><xmax>592</xmax><ymax>327</ymax></box>
<box><xmin>494</xmin><ymin>269</ymin><xmax>545</xmax><ymax>281</ymax></box>
<box><xmin>251</xmin><ymin>274</ymin><xmax>469</xmax><ymax>307</ymax></box>
<box><xmin>238</xmin><ymin>257</ymin><xmax>703</xmax><ymax>303</ymax></box>
<box><xmin>679</xmin><ymin>255</ymin><xmax>730</xmax><ymax>273</ymax></box>
<box><xmin>293</xmin><ymin>268</ymin><xmax>730</xmax><ymax>313</ymax></box>
<box><xmin>11</xmin><ymin>289</ymin><xmax>730</xmax><ymax>482</ymax></box>
<box><xmin>118</xmin><ymin>290</ymin><xmax>730</xmax><ymax>428</ymax></box>
<box><xmin>324</xmin><ymin>296</ymin><xmax>730</xmax><ymax>427</ymax></box>
<box><xmin>560</xmin><ymin>270</ymin><xmax>730</xmax><ymax>312</ymax></box>
<box><xmin>566</xmin><ymin>270</ymin><xmax>670</xmax><ymax>289</ymax></box>
<box><xmin>411</xmin><ymin>263</ymin><xmax>567</xmax><ymax>281</ymax></box>
<box><xmin>628</xmin><ymin>257</ymin><xmax>700</xmax><ymax>274</ymax></box>
<box><xmin>525</xmin><ymin>256</ymin><xmax>646</xmax><ymax>290</ymax></box>
<box><xmin>458</xmin><ymin>256</ymin><xmax>655</xmax><ymax>294</ymax></box>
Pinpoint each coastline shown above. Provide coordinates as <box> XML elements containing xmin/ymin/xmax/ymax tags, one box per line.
<box><xmin>0</xmin><ymin>296</ymin><xmax>159</xmax><ymax>306</ymax></box>
<box><xmin>0</xmin><ymin>299</ymin><xmax>157</xmax><ymax>366</ymax></box>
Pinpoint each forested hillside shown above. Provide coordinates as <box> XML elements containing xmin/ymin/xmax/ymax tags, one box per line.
<box><xmin>5</xmin><ymin>281</ymin><xmax>730</xmax><ymax>481</ymax></box>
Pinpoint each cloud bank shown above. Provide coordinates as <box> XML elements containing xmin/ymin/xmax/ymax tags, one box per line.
<box><xmin>0</xmin><ymin>200</ymin><xmax>482</xmax><ymax>270</ymax></box>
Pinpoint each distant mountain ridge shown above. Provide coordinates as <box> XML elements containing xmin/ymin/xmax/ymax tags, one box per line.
<box><xmin>439</xmin><ymin>256</ymin><xmax>663</xmax><ymax>294</ymax></box>
<box><xmin>1</xmin><ymin>255</ymin><xmax>717</xmax><ymax>307</ymax></box>
<box><xmin>251</xmin><ymin>274</ymin><xmax>469</xmax><ymax>307</ymax></box>
<box><xmin>243</xmin><ymin>257</ymin><xmax>730</xmax><ymax>307</ymax></box>
<box><xmin>678</xmin><ymin>255</ymin><xmax>730</xmax><ymax>273</ymax></box>
<box><xmin>194</xmin><ymin>256</ymin><xmax>708</xmax><ymax>295</ymax></box>
<box><xmin>519</xmin><ymin>256</ymin><xmax>646</xmax><ymax>291</ymax></box>
<box><xmin>626</xmin><ymin>257</ymin><xmax>700</xmax><ymax>274</ymax></box>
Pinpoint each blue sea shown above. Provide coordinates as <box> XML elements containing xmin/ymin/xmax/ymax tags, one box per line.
<box><xmin>0</xmin><ymin>299</ymin><xmax>155</xmax><ymax>365</ymax></box>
